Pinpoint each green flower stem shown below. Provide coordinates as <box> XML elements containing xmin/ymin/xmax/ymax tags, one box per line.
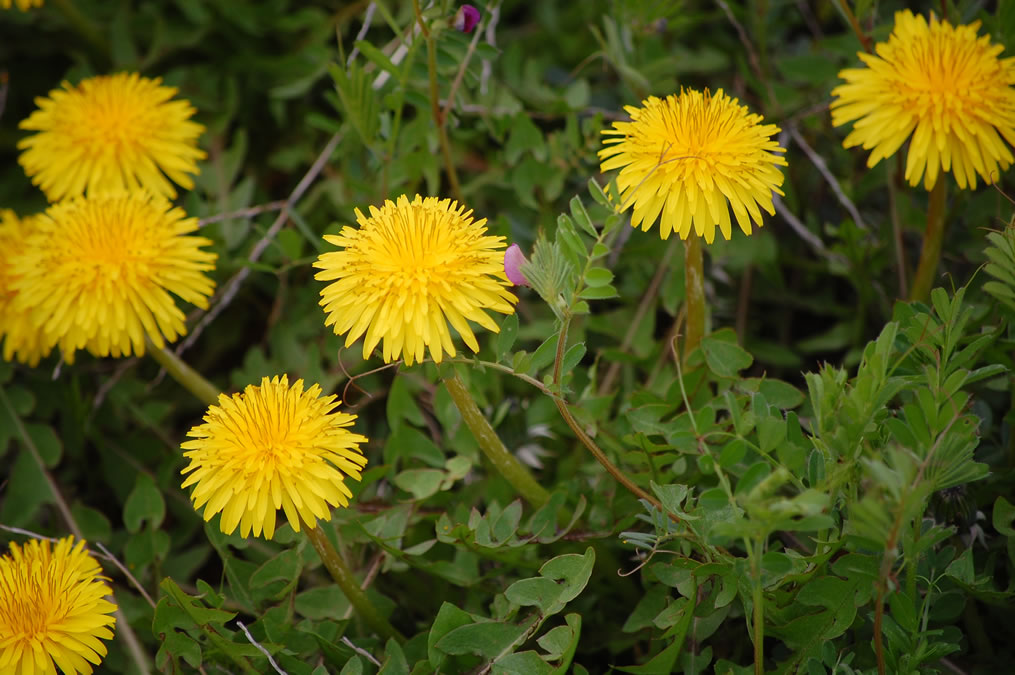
<box><xmin>909</xmin><ymin>177</ymin><xmax>947</xmax><ymax>303</ymax></box>
<box><xmin>303</xmin><ymin>522</ymin><xmax>404</xmax><ymax>642</ymax></box>
<box><xmin>146</xmin><ymin>340</ymin><xmax>221</xmax><ymax>407</ymax></box>
<box><xmin>50</xmin><ymin>0</ymin><xmax>111</xmax><ymax>66</ymax></box>
<box><xmin>752</xmin><ymin>543</ymin><xmax>765</xmax><ymax>675</ymax></box>
<box><xmin>683</xmin><ymin>234</ymin><xmax>706</xmax><ymax>362</ymax></box>
<box><xmin>443</xmin><ymin>371</ymin><xmax>550</xmax><ymax>508</ymax></box>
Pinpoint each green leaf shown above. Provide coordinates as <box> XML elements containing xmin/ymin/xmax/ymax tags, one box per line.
<box><xmin>556</xmin><ymin>215</ymin><xmax>587</xmax><ymax>264</ymax></box>
<box><xmin>495</xmin><ymin>651</ymin><xmax>554</xmax><ymax>675</ymax></box>
<box><xmin>496</xmin><ymin>314</ymin><xmax>520</xmax><ymax>362</ymax></box>
<box><xmin>505</xmin><ymin>113</ymin><xmax>546</xmax><ymax>163</ymax></box>
<box><xmin>428</xmin><ymin>602</ymin><xmax>475</xmax><ymax>669</ymax></box>
<box><xmin>701</xmin><ymin>331</ymin><xmax>753</xmax><ymax>378</ymax></box>
<box><xmin>578</xmin><ymin>285</ymin><xmax>618</xmax><ymax>300</ymax></box>
<box><xmin>124</xmin><ymin>474</ymin><xmax>166</xmax><ymax>533</ymax></box>
<box><xmin>993</xmin><ymin>496</ymin><xmax>1015</xmax><ymax>537</ymax></box>
<box><xmin>561</xmin><ymin>343</ymin><xmax>587</xmax><ymax>373</ymax></box>
<box><xmin>584</xmin><ymin>267</ymin><xmax>614</xmax><ymax>287</ymax></box>
<box><xmin>436</xmin><ymin>621</ymin><xmax>527</xmax><ymax>658</ymax></box>
<box><xmin>588</xmin><ymin>178</ymin><xmax>612</xmax><ymax>208</ymax></box>
<box><xmin>569</xmin><ymin>196</ymin><xmax>596</xmax><ymax>237</ymax></box>
<box><xmin>393</xmin><ymin>468</ymin><xmax>445</xmax><ymax>500</ymax></box>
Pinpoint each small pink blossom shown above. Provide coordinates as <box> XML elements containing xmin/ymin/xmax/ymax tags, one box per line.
<box><xmin>504</xmin><ymin>243</ymin><xmax>530</xmax><ymax>286</ymax></box>
<box><xmin>454</xmin><ymin>4</ymin><xmax>481</xmax><ymax>33</ymax></box>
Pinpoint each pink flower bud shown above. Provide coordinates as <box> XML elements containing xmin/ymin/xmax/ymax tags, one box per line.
<box><xmin>454</xmin><ymin>4</ymin><xmax>481</xmax><ymax>33</ymax></box>
<box><xmin>504</xmin><ymin>243</ymin><xmax>530</xmax><ymax>286</ymax></box>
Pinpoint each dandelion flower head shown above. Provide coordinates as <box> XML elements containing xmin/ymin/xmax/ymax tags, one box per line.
<box><xmin>0</xmin><ymin>537</ymin><xmax>117</xmax><ymax>675</ymax></box>
<box><xmin>18</xmin><ymin>72</ymin><xmax>206</xmax><ymax>202</ymax></box>
<box><xmin>314</xmin><ymin>195</ymin><xmax>518</xmax><ymax>366</ymax></box>
<box><xmin>10</xmin><ymin>191</ymin><xmax>216</xmax><ymax>364</ymax></box>
<box><xmin>0</xmin><ymin>210</ymin><xmax>51</xmax><ymax>366</ymax></box>
<box><xmin>831</xmin><ymin>10</ymin><xmax>1015</xmax><ymax>190</ymax></box>
<box><xmin>599</xmin><ymin>88</ymin><xmax>787</xmax><ymax>243</ymax></box>
<box><xmin>180</xmin><ymin>375</ymin><xmax>369</xmax><ymax>540</ymax></box>
<box><xmin>2</xmin><ymin>0</ymin><xmax>43</xmax><ymax>10</ymax></box>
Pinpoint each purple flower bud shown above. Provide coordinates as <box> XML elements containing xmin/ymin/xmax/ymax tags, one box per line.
<box><xmin>454</xmin><ymin>4</ymin><xmax>481</xmax><ymax>33</ymax></box>
<box><xmin>504</xmin><ymin>243</ymin><xmax>530</xmax><ymax>286</ymax></box>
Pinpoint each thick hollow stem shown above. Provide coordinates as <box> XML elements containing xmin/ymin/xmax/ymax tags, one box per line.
<box><xmin>443</xmin><ymin>371</ymin><xmax>550</xmax><ymax>507</ymax></box>
<box><xmin>909</xmin><ymin>177</ymin><xmax>947</xmax><ymax>303</ymax></box>
<box><xmin>146</xmin><ymin>340</ymin><xmax>221</xmax><ymax>406</ymax></box>
<box><xmin>303</xmin><ymin>522</ymin><xmax>404</xmax><ymax>642</ymax></box>
<box><xmin>683</xmin><ymin>234</ymin><xmax>706</xmax><ymax>362</ymax></box>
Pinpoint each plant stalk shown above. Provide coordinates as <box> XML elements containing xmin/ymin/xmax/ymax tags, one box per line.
<box><xmin>146</xmin><ymin>339</ymin><xmax>221</xmax><ymax>406</ymax></box>
<box><xmin>303</xmin><ymin>522</ymin><xmax>404</xmax><ymax>642</ymax></box>
<box><xmin>443</xmin><ymin>371</ymin><xmax>550</xmax><ymax>507</ymax></box>
<box><xmin>752</xmin><ymin>543</ymin><xmax>764</xmax><ymax>675</ymax></box>
<box><xmin>415</xmin><ymin>0</ymin><xmax>463</xmax><ymax>203</ymax></box>
<box><xmin>553</xmin><ymin>318</ymin><xmax>663</xmax><ymax>509</ymax></box>
<box><xmin>909</xmin><ymin>177</ymin><xmax>947</xmax><ymax>302</ymax></box>
<box><xmin>683</xmin><ymin>234</ymin><xmax>706</xmax><ymax>362</ymax></box>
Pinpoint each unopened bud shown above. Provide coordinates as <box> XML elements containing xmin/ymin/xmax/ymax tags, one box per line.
<box><xmin>453</xmin><ymin>4</ymin><xmax>481</xmax><ymax>33</ymax></box>
<box><xmin>504</xmin><ymin>243</ymin><xmax>530</xmax><ymax>286</ymax></box>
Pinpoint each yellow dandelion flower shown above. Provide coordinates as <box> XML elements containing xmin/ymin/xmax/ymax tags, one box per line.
<box><xmin>0</xmin><ymin>210</ymin><xmax>51</xmax><ymax>366</ymax></box>
<box><xmin>10</xmin><ymin>191</ymin><xmax>216</xmax><ymax>364</ymax></box>
<box><xmin>599</xmin><ymin>89</ymin><xmax>787</xmax><ymax>244</ymax></box>
<box><xmin>831</xmin><ymin>10</ymin><xmax>1015</xmax><ymax>190</ymax></box>
<box><xmin>18</xmin><ymin>72</ymin><xmax>206</xmax><ymax>202</ymax></box>
<box><xmin>314</xmin><ymin>194</ymin><xmax>518</xmax><ymax>366</ymax></box>
<box><xmin>1</xmin><ymin>0</ymin><xmax>42</xmax><ymax>9</ymax></box>
<box><xmin>2</xmin><ymin>0</ymin><xmax>43</xmax><ymax>9</ymax></box>
<box><xmin>0</xmin><ymin>537</ymin><xmax>117</xmax><ymax>675</ymax></box>
<box><xmin>180</xmin><ymin>375</ymin><xmax>368</xmax><ymax>540</ymax></box>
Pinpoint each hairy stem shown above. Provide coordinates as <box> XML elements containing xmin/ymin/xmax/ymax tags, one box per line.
<box><xmin>303</xmin><ymin>522</ymin><xmax>404</xmax><ymax>642</ymax></box>
<box><xmin>443</xmin><ymin>371</ymin><xmax>550</xmax><ymax>507</ymax></box>
<box><xmin>910</xmin><ymin>177</ymin><xmax>947</xmax><ymax>302</ymax></box>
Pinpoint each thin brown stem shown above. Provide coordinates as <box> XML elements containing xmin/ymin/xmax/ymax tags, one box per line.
<box><xmin>415</xmin><ymin>0</ymin><xmax>463</xmax><ymax>203</ymax></box>
<box><xmin>553</xmin><ymin>318</ymin><xmax>661</xmax><ymax>508</ymax></box>
<box><xmin>836</xmin><ymin>0</ymin><xmax>873</xmax><ymax>52</ymax></box>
